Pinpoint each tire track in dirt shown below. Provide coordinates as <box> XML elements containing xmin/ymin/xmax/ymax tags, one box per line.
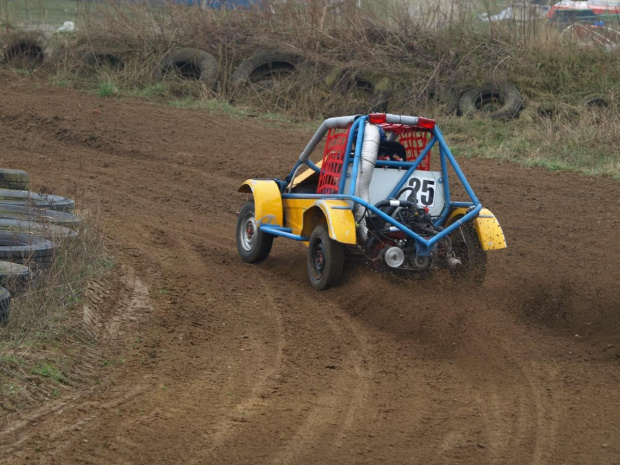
<box><xmin>314</xmin><ymin>275</ymin><xmax>614</xmax><ymax>465</ymax></box>
<box><xmin>196</xmin><ymin>275</ymin><xmax>287</xmax><ymax>462</ymax></box>
<box><xmin>269</xmin><ymin>290</ymin><xmax>374</xmax><ymax>464</ymax></box>
<box><xmin>457</xmin><ymin>337</ymin><xmax>562</xmax><ymax>465</ymax></box>
<box><xmin>0</xmin><ymin>267</ymin><xmax>154</xmax><ymax>462</ymax></box>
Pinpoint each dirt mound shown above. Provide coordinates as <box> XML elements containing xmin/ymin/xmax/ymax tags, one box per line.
<box><xmin>0</xmin><ymin>71</ymin><xmax>618</xmax><ymax>464</ymax></box>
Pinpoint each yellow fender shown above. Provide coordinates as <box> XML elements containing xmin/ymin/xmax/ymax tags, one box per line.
<box><xmin>238</xmin><ymin>179</ymin><xmax>283</xmax><ymax>228</ymax></box>
<box><xmin>446</xmin><ymin>207</ymin><xmax>507</xmax><ymax>251</ymax></box>
<box><xmin>301</xmin><ymin>200</ymin><xmax>357</xmax><ymax>245</ymax></box>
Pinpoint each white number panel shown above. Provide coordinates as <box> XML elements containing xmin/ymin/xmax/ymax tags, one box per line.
<box><xmin>343</xmin><ymin>168</ymin><xmax>446</xmax><ymax>217</ymax></box>
<box><xmin>398</xmin><ymin>171</ymin><xmax>445</xmax><ymax>217</ymax></box>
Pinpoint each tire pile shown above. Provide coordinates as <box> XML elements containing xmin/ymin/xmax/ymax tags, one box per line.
<box><xmin>0</xmin><ymin>28</ymin><xmax>529</xmax><ymax>120</ymax></box>
<box><xmin>153</xmin><ymin>48</ymin><xmax>530</xmax><ymax>119</ymax></box>
<box><xmin>0</xmin><ymin>168</ymin><xmax>83</xmax><ymax>326</ymax></box>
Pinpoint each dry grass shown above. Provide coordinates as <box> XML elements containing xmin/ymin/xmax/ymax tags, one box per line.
<box><xmin>64</xmin><ymin>1</ymin><xmax>618</xmax><ymax>103</ymax></box>
<box><xmin>2</xmin><ymin>217</ymin><xmax>106</xmax><ymax>331</ymax></box>
<box><xmin>0</xmin><ymin>207</ymin><xmax>110</xmax><ymax>413</ymax></box>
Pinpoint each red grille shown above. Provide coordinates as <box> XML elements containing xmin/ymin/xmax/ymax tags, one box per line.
<box><xmin>317</xmin><ymin>126</ymin><xmax>350</xmax><ymax>195</ymax></box>
<box><xmin>396</xmin><ymin>128</ymin><xmax>432</xmax><ymax>171</ymax></box>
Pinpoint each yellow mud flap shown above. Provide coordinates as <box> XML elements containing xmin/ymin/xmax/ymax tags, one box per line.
<box><xmin>475</xmin><ymin>209</ymin><xmax>507</xmax><ymax>250</ymax></box>
<box><xmin>447</xmin><ymin>207</ymin><xmax>507</xmax><ymax>251</ymax></box>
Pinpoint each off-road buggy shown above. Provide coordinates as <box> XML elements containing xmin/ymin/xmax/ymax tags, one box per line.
<box><xmin>236</xmin><ymin>113</ymin><xmax>506</xmax><ymax>290</ymax></box>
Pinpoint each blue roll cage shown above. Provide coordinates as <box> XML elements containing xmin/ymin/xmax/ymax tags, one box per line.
<box><xmin>262</xmin><ymin>115</ymin><xmax>482</xmax><ymax>255</ymax></box>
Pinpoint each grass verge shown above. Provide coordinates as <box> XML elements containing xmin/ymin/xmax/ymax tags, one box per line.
<box><xmin>0</xmin><ymin>208</ymin><xmax>111</xmax><ymax>414</ymax></box>
<box><xmin>442</xmin><ymin>107</ymin><xmax>620</xmax><ymax>179</ymax></box>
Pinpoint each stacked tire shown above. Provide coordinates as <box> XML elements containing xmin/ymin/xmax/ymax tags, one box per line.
<box><xmin>0</xmin><ymin>286</ymin><xmax>10</xmax><ymax>326</ymax></box>
<box><xmin>0</xmin><ymin>168</ymin><xmax>82</xmax><ymax>325</ymax></box>
<box><xmin>0</xmin><ymin>168</ymin><xmax>30</xmax><ymax>190</ymax></box>
<box><xmin>0</xmin><ymin>30</ymin><xmax>60</xmax><ymax>70</ymax></box>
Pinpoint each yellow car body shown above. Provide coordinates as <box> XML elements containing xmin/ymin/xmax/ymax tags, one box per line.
<box><xmin>240</xmin><ymin>177</ymin><xmax>356</xmax><ymax>245</ymax></box>
<box><xmin>240</xmin><ymin>177</ymin><xmax>506</xmax><ymax>250</ymax></box>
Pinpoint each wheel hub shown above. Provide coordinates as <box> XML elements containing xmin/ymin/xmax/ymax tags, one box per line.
<box><xmin>314</xmin><ymin>247</ymin><xmax>325</xmax><ymax>272</ymax></box>
<box><xmin>239</xmin><ymin>214</ymin><xmax>257</xmax><ymax>252</ymax></box>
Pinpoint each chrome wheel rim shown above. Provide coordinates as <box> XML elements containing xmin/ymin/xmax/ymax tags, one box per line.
<box><xmin>239</xmin><ymin>212</ymin><xmax>257</xmax><ymax>252</ymax></box>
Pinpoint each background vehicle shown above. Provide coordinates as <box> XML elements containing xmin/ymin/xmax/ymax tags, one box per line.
<box><xmin>548</xmin><ymin>0</ymin><xmax>620</xmax><ymax>24</ymax></box>
<box><xmin>236</xmin><ymin>113</ymin><xmax>507</xmax><ymax>290</ymax></box>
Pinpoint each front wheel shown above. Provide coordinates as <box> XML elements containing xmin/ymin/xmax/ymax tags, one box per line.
<box><xmin>450</xmin><ymin>224</ymin><xmax>487</xmax><ymax>285</ymax></box>
<box><xmin>307</xmin><ymin>225</ymin><xmax>344</xmax><ymax>291</ymax></box>
<box><xmin>236</xmin><ymin>201</ymin><xmax>273</xmax><ymax>263</ymax></box>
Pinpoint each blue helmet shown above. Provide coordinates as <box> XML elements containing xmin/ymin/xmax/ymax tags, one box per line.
<box><xmin>377</xmin><ymin>126</ymin><xmax>387</xmax><ymax>142</ymax></box>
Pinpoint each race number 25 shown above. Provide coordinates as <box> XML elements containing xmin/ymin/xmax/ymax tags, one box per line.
<box><xmin>407</xmin><ymin>177</ymin><xmax>435</xmax><ymax>207</ymax></box>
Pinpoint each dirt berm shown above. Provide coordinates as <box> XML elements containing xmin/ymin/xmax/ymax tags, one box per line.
<box><xmin>0</xmin><ymin>71</ymin><xmax>618</xmax><ymax>464</ymax></box>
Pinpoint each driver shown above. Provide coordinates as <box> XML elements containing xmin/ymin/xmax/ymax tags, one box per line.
<box><xmin>377</xmin><ymin>127</ymin><xmax>407</xmax><ymax>161</ymax></box>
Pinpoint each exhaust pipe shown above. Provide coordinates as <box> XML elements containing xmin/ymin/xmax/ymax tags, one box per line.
<box><xmin>355</xmin><ymin>122</ymin><xmax>380</xmax><ymax>241</ymax></box>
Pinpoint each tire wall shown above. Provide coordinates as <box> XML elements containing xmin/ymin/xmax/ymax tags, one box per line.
<box><xmin>2</xmin><ymin>18</ymin><xmax>617</xmax><ymax>121</ymax></box>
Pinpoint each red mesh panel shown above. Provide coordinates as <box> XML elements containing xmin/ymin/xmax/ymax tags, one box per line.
<box><xmin>380</xmin><ymin>123</ymin><xmax>433</xmax><ymax>171</ymax></box>
<box><xmin>317</xmin><ymin>126</ymin><xmax>350</xmax><ymax>195</ymax></box>
<box><xmin>397</xmin><ymin>128</ymin><xmax>432</xmax><ymax>171</ymax></box>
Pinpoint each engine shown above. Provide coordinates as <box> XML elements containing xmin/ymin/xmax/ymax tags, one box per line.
<box><xmin>350</xmin><ymin>121</ymin><xmax>461</xmax><ymax>273</ymax></box>
<box><xmin>361</xmin><ymin>198</ymin><xmax>461</xmax><ymax>273</ymax></box>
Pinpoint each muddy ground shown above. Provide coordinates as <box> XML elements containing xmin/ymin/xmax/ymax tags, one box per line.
<box><xmin>0</xmin><ymin>71</ymin><xmax>618</xmax><ymax>464</ymax></box>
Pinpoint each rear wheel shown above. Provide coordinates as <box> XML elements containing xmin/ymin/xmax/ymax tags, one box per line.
<box><xmin>236</xmin><ymin>201</ymin><xmax>273</xmax><ymax>263</ymax></box>
<box><xmin>450</xmin><ymin>223</ymin><xmax>487</xmax><ymax>285</ymax></box>
<box><xmin>307</xmin><ymin>225</ymin><xmax>344</xmax><ymax>291</ymax></box>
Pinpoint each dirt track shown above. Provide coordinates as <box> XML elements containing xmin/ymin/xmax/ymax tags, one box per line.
<box><xmin>0</xmin><ymin>71</ymin><xmax>618</xmax><ymax>464</ymax></box>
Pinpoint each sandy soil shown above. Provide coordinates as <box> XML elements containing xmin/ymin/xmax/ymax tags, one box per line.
<box><xmin>0</xmin><ymin>70</ymin><xmax>618</xmax><ymax>464</ymax></box>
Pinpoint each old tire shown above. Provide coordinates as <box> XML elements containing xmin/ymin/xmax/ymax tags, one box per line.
<box><xmin>326</xmin><ymin>68</ymin><xmax>392</xmax><ymax>113</ymax></box>
<box><xmin>520</xmin><ymin>101</ymin><xmax>568</xmax><ymax>122</ymax></box>
<box><xmin>442</xmin><ymin>89</ymin><xmax>461</xmax><ymax>116</ymax></box>
<box><xmin>236</xmin><ymin>201</ymin><xmax>273</xmax><ymax>263</ymax></box>
<box><xmin>579</xmin><ymin>94</ymin><xmax>610</xmax><ymax>108</ymax></box>
<box><xmin>0</xmin><ymin>169</ymin><xmax>30</xmax><ymax>190</ymax></box>
<box><xmin>0</xmin><ymin>189</ymin><xmax>75</xmax><ymax>213</ymax></box>
<box><xmin>154</xmin><ymin>48</ymin><xmax>218</xmax><ymax>89</ymax></box>
<box><xmin>84</xmin><ymin>52</ymin><xmax>124</xmax><ymax>71</ymax></box>
<box><xmin>0</xmin><ymin>204</ymin><xmax>82</xmax><ymax>228</ymax></box>
<box><xmin>450</xmin><ymin>223</ymin><xmax>487</xmax><ymax>285</ymax></box>
<box><xmin>0</xmin><ymin>286</ymin><xmax>10</xmax><ymax>326</ymax></box>
<box><xmin>0</xmin><ymin>231</ymin><xmax>57</xmax><ymax>268</ymax></box>
<box><xmin>75</xmin><ymin>41</ymin><xmax>127</xmax><ymax>72</ymax></box>
<box><xmin>458</xmin><ymin>83</ymin><xmax>524</xmax><ymax>120</ymax></box>
<box><xmin>231</xmin><ymin>50</ymin><xmax>303</xmax><ymax>88</ymax></box>
<box><xmin>0</xmin><ymin>219</ymin><xmax>78</xmax><ymax>240</ymax></box>
<box><xmin>307</xmin><ymin>224</ymin><xmax>344</xmax><ymax>291</ymax></box>
<box><xmin>0</xmin><ymin>261</ymin><xmax>31</xmax><ymax>297</ymax></box>
<box><xmin>1</xmin><ymin>30</ymin><xmax>58</xmax><ymax>69</ymax></box>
